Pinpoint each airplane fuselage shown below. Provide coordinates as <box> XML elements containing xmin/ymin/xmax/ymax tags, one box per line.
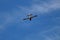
<box><xmin>28</xmin><ymin>16</ymin><xmax>32</xmax><ymax>21</ymax></box>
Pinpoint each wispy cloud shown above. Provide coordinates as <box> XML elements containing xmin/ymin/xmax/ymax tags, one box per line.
<box><xmin>35</xmin><ymin>0</ymin><xmax>60</xmax><ymax>13</ymax></box>
<box><xmin>18</xmin><ymin>0</ymin><xmax>60</xmax><ymax>14</ymax></box>
<box><xmin>25</xmin><ymin>26</ymin><xmax>60</xmax><ymax>40</ymax></box>
<box><xmin>0</xmin><ymin>14</ymin><xmax>13</xmax><ymax>30</ymax></box>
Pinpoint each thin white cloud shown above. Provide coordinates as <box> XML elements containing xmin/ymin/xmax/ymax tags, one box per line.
<box><xmin>25</xmin><ymin>26</ymin><xmax>60</xmax><ymax>40</ymax></box>
<box><xmin>18</xmin><ymin>0</ymin><xmax>60</xmax><ymax>15</ymax></box>
<box><xmin>0</xmin><ymin>13</ymin><xmax>14</xmax><ymax>31</ymax></box>
<box><xmin>31</xmin><ymin>0</ymin><xmax>60</xmax><ymax>14</ymax></box>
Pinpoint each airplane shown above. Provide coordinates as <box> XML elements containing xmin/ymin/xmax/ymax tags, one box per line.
<box><xmin>23</xmin><ymin>14</ymin><xmax>37</xmax><ymax>21</ymax></box>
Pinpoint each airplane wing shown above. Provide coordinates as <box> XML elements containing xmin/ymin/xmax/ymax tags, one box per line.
<box><xmin>31</xmin><ymin>15</ymin><xmax>37</xmax><ymax>18</ymax></box>
<box><xmin>23</xmin><ymin>18</ymin><xmax>29</xmax><ymax>20</ymax></box>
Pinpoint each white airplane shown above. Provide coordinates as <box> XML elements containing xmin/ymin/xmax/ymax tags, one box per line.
<box><xmin>23</xmin><ymin>14</ymin><xmax>37</xmax><ymax>21</ymax></box>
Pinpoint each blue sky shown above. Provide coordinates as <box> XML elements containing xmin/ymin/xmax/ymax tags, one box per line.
<box><xmin>0</xmin><ymin>0</ymin><xmax>60</xmax><ymax>40</ymax></box>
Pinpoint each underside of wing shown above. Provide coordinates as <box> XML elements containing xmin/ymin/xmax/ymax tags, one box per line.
<box><xmin>23</xmin><ymin>18</ymin><xmax>29</xmax><ymax>20</ymax></box>
<box><xmin>31</xmin><ymin>15</ymin><xmax>37</xmax><ymax>18</ymax></box>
